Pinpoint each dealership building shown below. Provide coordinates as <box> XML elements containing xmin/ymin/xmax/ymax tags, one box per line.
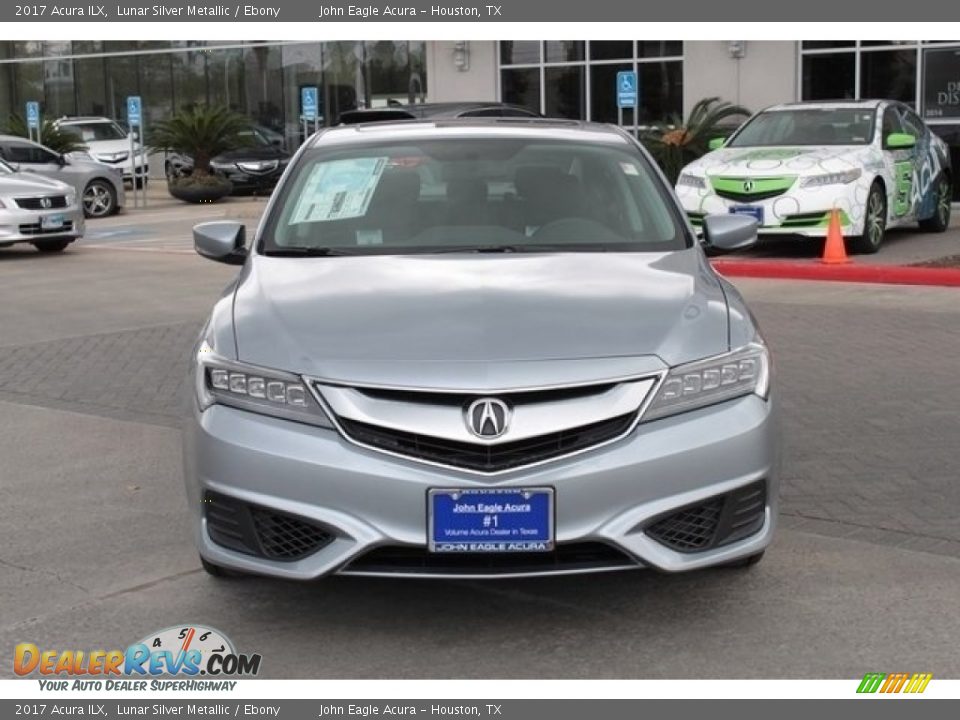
<box><xmin>1</xmin><ymin>40</ymin><xmax>958</xmax><ymax>199</ymax></box>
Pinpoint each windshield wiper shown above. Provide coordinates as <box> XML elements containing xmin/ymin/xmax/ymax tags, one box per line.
<box><xmin>419</xmin><ymin>244</ymin><xmax>608</xmax><ymax>254</ymax></box>
<box><xmin>263</xmin><ymin>247</ymin><xmax>359</xmax><ymax>257</ymax></box>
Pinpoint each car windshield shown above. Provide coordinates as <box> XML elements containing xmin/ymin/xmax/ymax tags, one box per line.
<box><xmin>263</xmin><ymin>136</ymin><xmax>687</xmax><ymax>255</ymax></box>
<box><xmin>728</xmin><ymin>108</ymin><xmax>877</xmax><ymax>147</ymax></box>
<box><xmin>60</xmin><ymin>121</ymin><xmax>128</xmax><ymax>142</ymax></box>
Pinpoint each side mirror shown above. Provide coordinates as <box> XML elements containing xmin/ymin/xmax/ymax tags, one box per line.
<box><xmin>57</xmin><ymin>154</ymin><xmax>67</xmax><ymax>166</ymax></box>
<box><xmin>708</xmin><ymin>137</ymin><xmax>726</xmax><ymax>151</ymax></box>
<box><xmin>702</xmin><ymin>214</ymin><xmax>758</xmax><ymax>252</ymax></box>
<box><xmin>194</xmin><ymin>221</ymin><xmax>248</xmax><ymax>265</ymax></box>
<box><xmin>885</xmin><ymin>132</ymin><xmax>915</xmax><ymax>149</ymax></box>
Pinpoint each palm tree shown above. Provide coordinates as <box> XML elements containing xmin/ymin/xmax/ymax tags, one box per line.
<box><xmin>149</xmin><ymin>105</ymin><xmax>251</xmax><ymax>177</ymax></box>
<box><xmin>4</xmin><ymin>114</ymin><xmax>88</xmax><ymax>155</ymax></box>
<box><xmin>641</xmin><ymin>97</ymin><xmax>750</xmax><ymax>184</ymax></box>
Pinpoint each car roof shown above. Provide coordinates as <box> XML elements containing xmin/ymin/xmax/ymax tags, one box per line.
<box><xmin>308</xmin><ymin>117</ymin><xmax>632</xmax><ymax>148</ymax></box>
<box><xmin>764</xmin><ymin>100</ymin><xmax>886</xmax><ymax>112</ymax></box>
<box><xmin>56</xmin><ymin>116</ymin><xmax>117</xmax><ymax>124</ymax></box>
<box><xmin>0</xmin><ymin>133</ymin><xmax>42</xmax><ymax>144</ymax></box>
<box><xmin>337</xmin><ymin>102</ymin><xmax>540</xmax><ymax>123</ymax></box>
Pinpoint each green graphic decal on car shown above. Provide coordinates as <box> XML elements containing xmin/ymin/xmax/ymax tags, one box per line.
<box><xmin>893</xmin><ymin>160</ymin><xmax>913</xmax><ymax>217</ymax></box>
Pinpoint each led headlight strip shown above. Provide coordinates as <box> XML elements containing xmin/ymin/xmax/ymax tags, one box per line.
<box><xmin>642</xmin><ymin>342</ymin><xmax>770</xmax><ymax>422</ymax></box>
<box><xmin>195</xmin><ymin>341</ymin><xmax>333</xmax><ymax>428</ymax></box>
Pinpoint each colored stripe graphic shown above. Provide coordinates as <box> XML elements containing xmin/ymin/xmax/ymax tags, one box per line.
<box><xmin>857</xmin><ymin>672</ymin><xmax>932</xmax><ymax>694</ymax></box>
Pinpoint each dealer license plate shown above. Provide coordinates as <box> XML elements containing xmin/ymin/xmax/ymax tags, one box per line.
<box><xmin>428</xmin><ymin>487</ymin><xmax>554</xmax><ymax>553</ymax></box>
<box><xmin>729</xmin><ymin>205</ymin><xmax>764</xmax><ymax>225</ymax></box>
<box><xmin>41</xmin><ymin>214</ymin><xmax>64</xmax><ymax>230</ymax></box>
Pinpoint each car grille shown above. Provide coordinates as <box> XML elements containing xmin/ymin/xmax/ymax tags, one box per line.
<box><xmin>337</xmin><ymin>412</ymin><xmax>637</xmax><ymax>473</ymax></box>
<box><xmin>341</xmin><ymin>542</ymin><xmax>639</xmax><ymax>576</ymax></box>
<box><xmin>715</xmin><ymin>188</ymin><xmax>787</xmax><ymax>202</ymax></box>
<box><xmin>18</xmin><ymin>221</ymin><xmax>73</xmax><ymax>236</ymax></box>
<box><xmin>15</xmin><ymin>196</ymin><xmax>67</xmax><ymax>210</ymax></box>
<box><xmin>644</xmin><ymin>480</ymin><xmax>767</xmax><ymax>553</ymax></box>
<box><xmin>204</xmin><ymin>491</ymin><xmax>334</xmax><ymax>562</ymax></box>
<box><xmin>711</xmin><ymin>176</ymin><xmax>796</xmax><ymax>203</ymax></box>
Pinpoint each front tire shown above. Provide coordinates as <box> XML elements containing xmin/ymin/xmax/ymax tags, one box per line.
<box><xmin>32</xmin><ymin>239</ymin><xmax>72</xmax><ymax>253</ymax></box>
<box><xmin>82</xmin><ymin>179</ymin><xmax>117</xmax><ymax>218</ymax></box>
<box><xmin>918</xmin><ymin>173</ymin><xmax>952</xmax><ymax>233</ymax></box>
<box><xmin>850</xmin><ymin>182</ymin><xmax>886</xmax><ymax>254</ymax></box>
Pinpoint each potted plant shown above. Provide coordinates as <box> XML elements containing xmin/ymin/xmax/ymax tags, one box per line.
<box><xmin>149</xmin><ymin>106</ymin><xmax>251</xmax><ymax>204</ymax></box>
<box><xmin>641</xmin><ymin>97</ymin><xmax>751</xmax><ymax>185</ymax></box>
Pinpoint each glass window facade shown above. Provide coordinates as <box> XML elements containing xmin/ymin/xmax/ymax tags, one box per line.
<box><xmin>499</xmin><ymin>40</ymin><xmax>683</xmax><ymax>127</ymax></box>
<box><xmin>800</xmin><ymin>41</ymin><xmax>960</xmax><ymax>202</ymax></box>
<box><xmin>0</xmin><ymin>41</ymin><xmax>428</xmax><ymax>151</ymax></box>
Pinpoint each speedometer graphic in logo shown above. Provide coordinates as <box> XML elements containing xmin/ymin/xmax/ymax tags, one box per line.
<box><xmin>136</xmin><ymin>624</ymin><xmax>234</xmax><ymax>669</ymax></box>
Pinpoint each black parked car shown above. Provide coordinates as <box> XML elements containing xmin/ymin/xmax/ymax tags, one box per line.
<box><xmin>336</xmin><ymin>102</ymin><xmax>541</xmax><ymax>125</ymax></box>
<box><xmin>164</xmin><ymin>127</ymin><xmax>290</xmax><ymax>195</ymax></box>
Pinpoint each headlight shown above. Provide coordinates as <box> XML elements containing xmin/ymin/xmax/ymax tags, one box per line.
<box><xmin>799</xmin><ymin>169</ymin><xmax>862</xmax><ymax>188</ymax></box>
<box><xmin>194</xmin><ymin>341</ymin><xmax>333</xmax><ymax>428</ymax></box>
<box><xmin>677</xmin><ymin>173</ymin><xmax>707</xmax><ymax>189</ymax></box>
<box><xmin>642</xmin><ymin>342</ymin><xmax>770</xmax><ymax>422</ymax></box>
<box><xmin>65</xmin><ymin>190</ymin><xmax>76</xmax><ymax>206</ymax></box>
<box><xmin>237</xmin><ymin>160</ymin><xmax>279</xmax><ymax>173</ymax></box>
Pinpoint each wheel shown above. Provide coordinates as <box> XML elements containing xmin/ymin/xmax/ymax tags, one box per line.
<box><xmin>850</xmin><ymin>182</ymin><xmax>886</xmax><ymax>254</ymax></box>
<box><xmin>32</xmin><ymin>239</ymin><xmax>72</xmax><ymax>253</ymax></box>
<box><xmin>200</xmin><ymin>556</ymin><xmax>245</xmax><ymax>579</ymax></box>
<box><xmin>82</xmin><ymin>179</ymin><xmax>117</xmax><ymax>218</ymax></box>
<box><xmin>725</xmin><ymin>550</ymin><xmax>765</xmax><ymax>569</ymax></box>
<box><xmin>918</xmin><ymin>173</ymin><xmax>952</xmax><ymax>233</ymax></box>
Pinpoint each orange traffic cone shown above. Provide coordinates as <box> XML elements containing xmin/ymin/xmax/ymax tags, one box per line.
<box><xmin>820</xmin><ymin>208</ymin><xmax>850</xmax><ymax>264</ymax></box>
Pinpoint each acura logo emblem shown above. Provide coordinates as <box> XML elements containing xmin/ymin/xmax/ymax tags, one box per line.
<box><xmin>466</xmin><ymin>398</ymin><xmax>511</xmax><ymax>438</ymax></box>
<box><xmin>742</xmin><ymin>180</ymin><xmax>755</xmax><ymax>193</ymax></box>
<box><xmin>40</xmin><ymin>197</ymin><xmax>52</xmax><ymax>209</ymax></box>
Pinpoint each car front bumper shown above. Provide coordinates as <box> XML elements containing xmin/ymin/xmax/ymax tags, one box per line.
<box><xmin>211</xmin><ymin>167</ymin><xmax>284</xmax><ymax>191</ymax></box>
<box><xmin>0</xmin><ymin>206</ymin><xmax>84</xmax><ymax>245</ymax></box>
<box><xmin>183</xmin><ymin>391</ymin><xmax>780</xmax><ymax>580</ymax></box>
<box><xmin>678</xmin><ymin>182</ymin><xmax>867</xmax><ymax>238</ymax></box>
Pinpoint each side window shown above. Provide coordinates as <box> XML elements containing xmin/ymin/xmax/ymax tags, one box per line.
<box><xmin>881</xmin><ymin>108</ymin><xmax>903</xmax><ymax>146</ymax></box>
<box><xmin>460</xmin><ymin>109</ymin><xmax>503</xmax><ymax>118</ymax></box>
<box><xmin>5</xmin><ymin>142</ymin><xmax>56</xmax><ymax>164</ymax></box>
<box><xmin>500</xmin><ymin>108</ymin><xmax>538</xmax><ymax>118</ymax></box>
<box><xmin>4</xmin><ymin>142</ymin><xmax>37</xmax><ymax>163</ymax></box>
<box><xmin>899</xmin><ymin>109</ymin><xmax>926</xmax><ymax>140</ymax></box>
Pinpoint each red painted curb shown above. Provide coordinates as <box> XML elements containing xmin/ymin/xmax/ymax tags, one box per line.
<box><xmin>710</xmin><ymin>260</ymin><xmax>960</xmax><ymax>287</ymax></box>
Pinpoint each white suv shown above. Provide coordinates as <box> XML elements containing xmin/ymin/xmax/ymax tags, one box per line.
<box><xmin>54</xmin><ymin>116</ymin><xmax>148</xmax><ymax>187</ymax></box>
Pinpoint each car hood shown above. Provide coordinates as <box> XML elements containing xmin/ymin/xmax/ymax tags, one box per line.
<box><xmin>685</xmin><ymin>145</ymin><xmax>874</xmax><ymax>178</ymax></box>
<box><xmin>81</xmin><ymin>138</ymin><xmax>140</xmax><ymax>155</ymax></box>
<box><xmin>0</xmin><ymin>172</ymin><xmax>72</xmax><ymax>195</ymax></box>
<box><xmin>231</xmin><ymin>250</ymin><xmax>731</xmax><ymax>384</ymax></box>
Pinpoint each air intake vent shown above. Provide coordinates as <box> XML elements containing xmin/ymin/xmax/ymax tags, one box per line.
<box><xmin>645</xmin><ymin>480</ymin><xmax>767</xmax><ymax>553</ymax></box>
<box><xmin>204</xmin><ymin>491</ymin><xmax>334</xmax><ymax>562</ymax></box>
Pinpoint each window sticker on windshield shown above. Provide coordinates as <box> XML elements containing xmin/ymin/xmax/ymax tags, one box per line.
<box><xmin>289</xmin><ymin>157</ymin><xmax>387</xmax><ymax>224</ymax></box>
<box><xmin>620</xmin><ymin>162</ymin><xmax>639</xmax><ymax>176</ymax></box>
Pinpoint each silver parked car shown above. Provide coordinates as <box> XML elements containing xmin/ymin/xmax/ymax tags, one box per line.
<box><xmin>0</xmin><ymin>158</ymin><xmax>84</xmax><ymax>252</ymax></box>
<box><xmin>184</xmin><ymin>119</ymin><xmax>779</xmax><ymax>580</ymax></box>
<box><xmin>0</xmin><ymin>134</ymin><xmax>126</xmax><ymax>218</ymax></box>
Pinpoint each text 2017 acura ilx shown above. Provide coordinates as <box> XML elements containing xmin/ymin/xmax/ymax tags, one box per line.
<box><xmin>184</xmin><ymin>119</ymin><xmax>779</xmax><ymax>580</ymax></box>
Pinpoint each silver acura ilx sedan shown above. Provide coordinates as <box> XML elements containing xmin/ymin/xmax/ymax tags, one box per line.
<box><xmin>184</xmin><ymin>119</ymin><xmax>778</xmax><ymax>580</ymax></box>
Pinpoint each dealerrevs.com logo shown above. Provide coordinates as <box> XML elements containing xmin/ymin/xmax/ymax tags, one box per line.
<box><xmin>15</xmin><ymin>625</ymin><xmax>262</xmax><ymax>690</ymax></box>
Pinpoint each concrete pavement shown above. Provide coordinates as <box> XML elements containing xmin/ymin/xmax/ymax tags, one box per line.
<box><xmin>1</xmin><ymin>242</ymin><xmax>959</xmax><ymax>678</ymax></box>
